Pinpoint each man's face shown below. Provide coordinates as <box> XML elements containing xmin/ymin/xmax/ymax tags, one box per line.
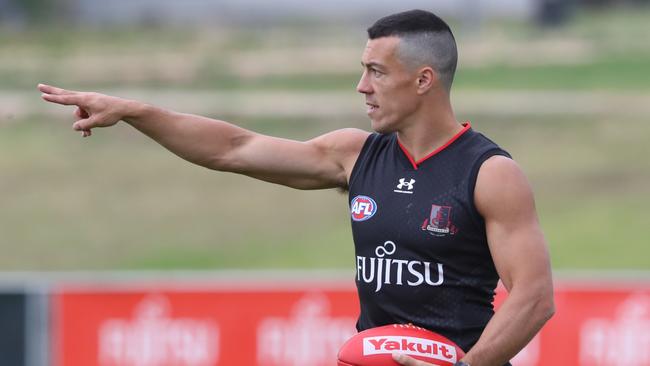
<box><xmin>357</xmin><ymin>36</ymin><xmax>419</xmax><ymax>133</ymax></box>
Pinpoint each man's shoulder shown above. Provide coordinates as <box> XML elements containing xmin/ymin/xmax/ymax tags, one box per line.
<box><xmin>308</xmin><ymin>128</ymin><xmax>370</xmax><ymax>151</ymax></box>
<box><xmin>474</xmin><ymin>155</ymin><xmax>532</xmax><ymax>216</ymax></box>
<box><xmin>463</xmin><ymin>128</ymin><xmax>502</xmax><ymax>149</ymax></box>
<box><xmin>320</xmin><ymin>127</ymin><xmax>370</xmax><ymax>141</ymax></box>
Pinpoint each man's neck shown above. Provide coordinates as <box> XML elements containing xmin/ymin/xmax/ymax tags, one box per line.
<box><xmin>396</xmin><ymin>99</ymin><xmax>462</xmax><ymax>162</ymax></box>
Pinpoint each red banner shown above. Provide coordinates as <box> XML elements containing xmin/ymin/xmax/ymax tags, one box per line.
<box><xmin>506</xmin><ymin>281</ymin><xmax>650</xmax><ymax>366</ymax></box>
<box><xmin>52</xmin><ymin>281</ymin><xmax>358</xmax><ymax>366</ymax></box>
<box><xmin>51</xmin><ymin>278</ymin><xmax>650</xmax><ymax>366</ymax></box>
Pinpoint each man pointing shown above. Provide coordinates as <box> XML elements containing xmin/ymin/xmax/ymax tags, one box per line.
<box><xmin>39</xmin><ymin>9</ymin><xmax>554</xmax><ymax>366</ymax></box>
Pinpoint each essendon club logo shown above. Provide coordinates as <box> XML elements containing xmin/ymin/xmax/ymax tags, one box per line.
<box><xmin>351</xmin><ymin>195</ymin><xmax>378</xmax><ymax>222</ymax></box>
<box><xmin>422</xmin><ymin>204</ymin><xmax>458</xmax><ymax>236</ymax></box>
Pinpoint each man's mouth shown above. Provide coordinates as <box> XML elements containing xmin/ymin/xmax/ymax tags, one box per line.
<box><xmin>366</xmin><ymin>102</ymin><xmax>379</xmax><ymax>114</ymax></box>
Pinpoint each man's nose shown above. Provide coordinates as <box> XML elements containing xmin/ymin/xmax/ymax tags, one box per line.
<box><xmin>356</xmin><ymin>71</ymin><xmax>373</xmax><ymax>94</ymax></box>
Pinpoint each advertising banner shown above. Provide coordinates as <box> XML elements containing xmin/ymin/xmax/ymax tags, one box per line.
<box><xmin>52</xmin><ymin>279</ymin><xmax>650</xmax><ymax>366</ymax></box>
<box><xmin>52</xmin><ymin>282</ymin><xmax>358</xmax><ymax>366</ymax></box>
<box><xmin>507</xmin><ymin>282</ymin><xmax>650</xmax><ymax>366</ymax></box>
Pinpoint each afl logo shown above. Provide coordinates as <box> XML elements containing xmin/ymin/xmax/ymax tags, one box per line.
<box><xmin>351</xmin><ymin>195</ymin><xmax>378</xmax><ymax>222</ymax></box>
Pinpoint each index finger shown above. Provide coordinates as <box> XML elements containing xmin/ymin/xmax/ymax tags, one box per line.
<box><xmin>37</xmin><ymin>83</ymin><xmax>78</xmax><ymax>96</ymax></box>
<box><xmin>41</xmin><ymin>92</ymin><xmax>83</xmax><ymax>106</ymax></box>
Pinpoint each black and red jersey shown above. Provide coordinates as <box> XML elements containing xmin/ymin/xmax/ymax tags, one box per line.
<box><xmin>348</xmin><ymin>123</ymin><xmax>511</xmax><ymax>354</ymax></box>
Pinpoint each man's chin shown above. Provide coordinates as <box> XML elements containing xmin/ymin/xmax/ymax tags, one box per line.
<box><xmin>370</xmin><ymin>119</ymin><xmax>395</xmax><ymax>134</ymax></box>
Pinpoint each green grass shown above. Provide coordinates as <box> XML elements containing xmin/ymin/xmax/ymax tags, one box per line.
<box><xmin>126</xmin><ymin>224</ymin><xmax>355</xmax><ymax>270</ymax></box>
<box><xmin>0</xmin><ymin>118</ymin><xmax>356</xmax><ymax>270</ymax></box>
<box><xmin>1</xmin><ymin>8</ymin><xmax>649</xmax><ymax>271</ymax></box>
<box><xmin>1</xmin><ymin>114</ymin><xmax>648</xmax><ymax>270</ymax></box>
<box><xmin>455</xmin><ymin>54</ymin><xmax>650</xmax><ymax>90</ymax></box>
<box><xmin>541</xmin><ymin>197</ymin><xmax>650</xmax><ymax>269</ymax></box>
<box><xmin>470</xmin><ymin>115</ymin><xmax>650</xmax><ymax>270</ymax></box>
<box><xmin>3</xmin><ymin>8</ymin><xmax>650</xmax><ymax>91</ymax></box>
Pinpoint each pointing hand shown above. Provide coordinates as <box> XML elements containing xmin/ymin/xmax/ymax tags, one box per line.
<box><xmin>38</xmin><ymin>83</ymin><xmax>131</xmax><ymax>137</ymax></box>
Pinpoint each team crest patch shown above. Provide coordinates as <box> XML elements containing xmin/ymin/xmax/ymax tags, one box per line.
<box><xmin>351</xmin><ymin>195</ymin><xmax>378</xmax><ymax>222</ymax></box>
<box><xmin>422</xmin><ymin>204</ymin><xmax>458</xmax><ymax>236</ymax></box>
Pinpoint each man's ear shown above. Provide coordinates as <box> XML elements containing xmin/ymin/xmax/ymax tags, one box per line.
<box><xmin>416</xmin><ymin>67</ymin><xmax>436</xmax><ymax>95</ymax></box>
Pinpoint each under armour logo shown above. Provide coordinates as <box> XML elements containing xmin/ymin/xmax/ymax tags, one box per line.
<box><xmin>394</xmin><ymin>178</ymin><xmax>415</xmax><ymax>194</ymax></box>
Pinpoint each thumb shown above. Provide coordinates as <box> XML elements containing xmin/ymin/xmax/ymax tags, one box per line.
<box><xmin>75</xmin><ymin>106</ymin><xmax>90</xmax><ymax>120</ymax></box>
<box><xmin>72</xmin><ymin>116</ymin><xmax>96</xmax><ymax>131</ymax></box>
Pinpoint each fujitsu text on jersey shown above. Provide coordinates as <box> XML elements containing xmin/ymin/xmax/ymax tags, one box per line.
<box><xmin>357</xmin><ymin>241</ymin><xmax>444</xmax><ymax>292</ymax></box>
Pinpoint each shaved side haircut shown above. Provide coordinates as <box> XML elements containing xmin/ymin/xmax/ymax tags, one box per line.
<box><xmin>367</xmin><ymin>9</ymin><xmax>458</xmax><ymax>92</ymax></box>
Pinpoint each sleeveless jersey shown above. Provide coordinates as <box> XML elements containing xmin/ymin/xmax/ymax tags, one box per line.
<box><xmin>348</xmin><ymin>123</ymin><xmax>511</xmax><ymax>354</ymax></box>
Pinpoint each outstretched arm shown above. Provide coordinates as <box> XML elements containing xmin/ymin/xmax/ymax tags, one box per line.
<box><xmin>38</xmin><ymin>84</ymin><xmax>370</xmax><ymax>190</ymax></box>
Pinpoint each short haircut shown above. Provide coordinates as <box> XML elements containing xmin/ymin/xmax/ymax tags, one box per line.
<box><xmin>367</xmin><ymin>9</ymin><xmax>458</xmax><ymax>92</ymax></box>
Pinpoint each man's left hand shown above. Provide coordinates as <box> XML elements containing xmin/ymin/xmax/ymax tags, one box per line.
<box><xmin>392</xmin><ymin>353</ymin><xmax>436</xmax><ymax>366</ymax></box>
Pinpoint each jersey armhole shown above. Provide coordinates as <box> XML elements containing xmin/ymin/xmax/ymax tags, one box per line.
<box><xmin>467</xmin><ymin>148</ymin><xmax>513</xmax><ymax>227</ymax></box>
<box><xmin>347</xmin><ymin>133</ymin><xmax>378</xmax><ymax>190</ymax></box>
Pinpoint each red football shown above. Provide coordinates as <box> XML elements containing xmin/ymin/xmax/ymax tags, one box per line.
<box><xmin>337</xmin><ymin>324</ymin><xmax>465</xmax><ymax>366</ymax></box>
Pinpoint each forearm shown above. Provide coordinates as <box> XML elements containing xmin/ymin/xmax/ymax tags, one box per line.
<box><xmin>39</xmin><ymin>84</ymin><xmax>361</xmax><ymax>189</ymax></box>
<box><xmin>462</xmin><ymin>283</ymin><xmax>554</xmax><ymax>366</ymax></box>
<box><xmin>122</xmin><ymin>100</ymin><xmax>253</xmax><ymax>170</ymax></box>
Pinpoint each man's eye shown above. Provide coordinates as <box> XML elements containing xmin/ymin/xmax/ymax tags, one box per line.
<box><xmin>372</xmin><ymin>69</ymin><xmax>382</xmax><ymax>77</ymax></box>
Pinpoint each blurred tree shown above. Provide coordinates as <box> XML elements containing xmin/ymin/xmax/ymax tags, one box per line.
<box><xmin>536</xmin><ymin>0</ymin><xmax>576</xmax><ymax>26</ymax></box>
<box><xmin>459</xmin><ymin>0</ymin><xmax>483</xmax><ymax>34</ymax></box>
<box><xmin>0</xmin><ymin>0</ymin><xmax>26</xmax><ymax>28</ymax></box>
<box><xmin>0</xmin><ymin>0</ymin><xmax>71</xmax><ymax>27</ymax></box>
<box><xmin>577</xmin><ymin>0</ymin><xmax>649</xmax><ymax>7</ymax></box>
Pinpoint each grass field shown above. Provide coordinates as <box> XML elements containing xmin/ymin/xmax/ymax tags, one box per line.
<box><xmin>1</xmin><ymin>8</ymin><xmax>648</xmax><ymax>270</ymax></box>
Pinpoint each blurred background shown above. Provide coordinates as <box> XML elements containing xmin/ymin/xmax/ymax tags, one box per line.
<box><xmin>1</xmin><ymin>0</ymin><xmax>648</xmax><ymax>270</ymax></box>
<box><xmin>1</xmin><ymin>1</ymin><xmax>649</xmax><ymax>365</ymax></box>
